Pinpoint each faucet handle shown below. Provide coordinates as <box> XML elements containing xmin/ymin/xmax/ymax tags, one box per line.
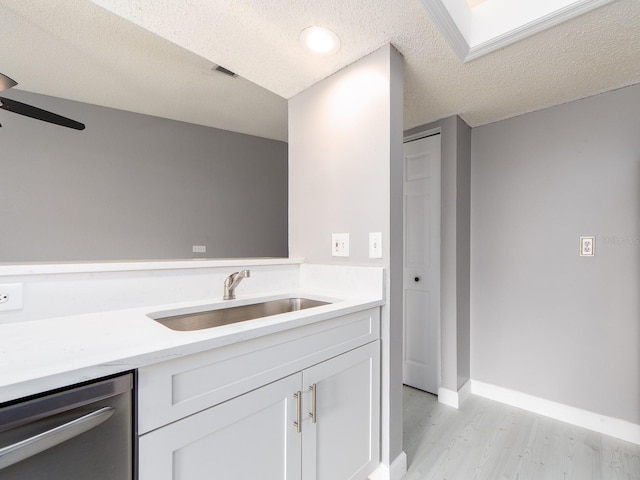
<box><xmin>223</xmin><ymin>270</ymin><xmax>251</xmax><ymax>300</ymax></box>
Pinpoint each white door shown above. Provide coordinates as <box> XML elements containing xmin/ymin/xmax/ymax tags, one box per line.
<box><xmin>139</xmin><ymin>373</ymin><xmax>302</xmax><ymax>480</ymax></box>
<box><xmin>301</xmin><ymin>341</ymin><xmax>380</xmax><ymax>480</ymax></box>
<box><xmin>403</xmin><ymin>134</ymin><xmax>441</xmax><ymax>394</ymax></box>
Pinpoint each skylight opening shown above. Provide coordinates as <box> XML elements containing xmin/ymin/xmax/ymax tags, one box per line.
<box><xmin>464</xmin><ymin>0</ymin><xmax>488</xmax><ymax>8</ymax></box>
<box><xmin>420</xmin><ymin>0</ymin><xmax>616</xmax><ymax>62</ymax></box>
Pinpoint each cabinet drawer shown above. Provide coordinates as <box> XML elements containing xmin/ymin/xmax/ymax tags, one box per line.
<box><xmin>139</xmin><ymin>373</ymin><xmax>302</xmax><ymax>480</ymax></box>
<box><xmin>138</xmin><ymin>308</ymin><xmax>379</xmax><ymax>434</ymax></box>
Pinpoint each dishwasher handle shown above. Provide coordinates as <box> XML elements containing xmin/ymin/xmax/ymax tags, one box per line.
<box><xmin>0</xmin><ymin>406</ymin><xmax>115</xmax><ymax>471</ymax></box>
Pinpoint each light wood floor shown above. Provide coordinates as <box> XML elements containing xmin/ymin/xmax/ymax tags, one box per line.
<box><xmin>403</xmin><ymin>386</ymin><xmax>640</xmax><ymax>480</ymax></box>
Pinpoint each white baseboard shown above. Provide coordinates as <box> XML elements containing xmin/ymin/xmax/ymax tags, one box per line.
<box><xmin>437</xmin><ymin>387</ymin><xmax>459</xmax><ymax>408</ymax></box>
<box><xmin>368</xmin><ymin>451</ymin><xmax>407</xmax><ymax>480</ymax></box>
<box><xmin>471</xmin><ymin>380</ymin><xmax>640</xmax><ymax>445</ymax></box>
<box><xmin>437</xmin><ymin>380</ymin><xmax>471</xmax><ymax>409</ymax></box>
<box><xmin>458</xmin><ymin>379</ymin><xmax>472</xmax><ymax>405</ymax></box>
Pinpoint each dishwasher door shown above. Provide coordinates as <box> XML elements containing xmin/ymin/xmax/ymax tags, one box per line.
<box><xmin>0</xmin><ymin>372</ymin><xmax>134</xmax><ymax>480</ymax></box>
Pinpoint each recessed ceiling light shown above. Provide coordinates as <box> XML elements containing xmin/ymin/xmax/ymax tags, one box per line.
<box><xmin>300</xmin><ymin>26</ymin><xmax>341</xmax><ymax>55</ymax></box>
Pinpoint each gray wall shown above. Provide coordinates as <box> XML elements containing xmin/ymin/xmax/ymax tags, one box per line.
<box><xmin>289</xmin><ymin>50</ymin><xmax>392</xmax><ymax>265</ymax></box>
<box><xmin>388</xmin><ymin>45</ymin><xmax>406</xmax><ymax>465</ymax></box>
<box><xmin>0</xmin><ymin>90</ymin><xmax>288</xmax><ymax>262</ymax></box>
<box><xmin>289</xmin><ymin>45</ymin><xmax>405</xmax><ymax>466</ymax></box>
<box><xmin>455</xmin><ymin>116</ymin><xmax>471</xmax><ymax>390</ymax></box>
<box><xmin>471</xmin><ymin>83</ymin><xmax>640</xmax><ymax>424</ymax></box>
<box><xmin>405</xmin><ymin>116</ymin><xmax>472</xmax><ymax>393</ymax></box>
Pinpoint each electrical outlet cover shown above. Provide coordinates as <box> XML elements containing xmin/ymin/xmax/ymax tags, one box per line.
<box><xmin>0</xmin><ymin>283</ymin><xmax>23</xmax><ymax>311</ymax></box>
<box><xmin>580</xmin><ymin>236</ymin><xmax>595</xmax><ymax>256</ymax></box>
<box><xmin>332</xmin><ymin>233</ymin><xmax>350</xmax><ymax>257</ymax></box>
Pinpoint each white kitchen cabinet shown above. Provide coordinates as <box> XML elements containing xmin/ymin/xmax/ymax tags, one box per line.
<box><xmin>302</xmin><ymin>341</ymin><xmax>380</xmax><ymax>480</ymax></box>
<box><xmin>138</xmin><ymin>308</ymin><xmax>380</xmax><ymax>435</ymax></box>
<box><xmin>139</xmin><ymin>373</ymin><xmax>302</xmax><ymax>480</ymax></box>
<box><xmin>138</xmin><ymin>338</ymin><xmax>380</xmax><ymax>480</ymax></box>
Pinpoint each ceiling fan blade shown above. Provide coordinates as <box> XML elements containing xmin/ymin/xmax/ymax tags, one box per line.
<box><xmin>0</xmin><ymin>97</ymin><xmax>85</xmax><ymax>130</ymax></box>
<box><xmin>0</xmin><ymin>73</ymin><xmax>17</xmax><ymax>92</ymax></box>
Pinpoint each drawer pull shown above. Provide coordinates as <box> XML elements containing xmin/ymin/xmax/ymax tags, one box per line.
<box><xmin>293</xmin><ymin>391</ymin><xmax>302</xmax><ymax>433</ymax></box>
<box><xmin>308</xmin><ymin>384</ymin><xmax>317</xmax><ymax>424</ymax></box>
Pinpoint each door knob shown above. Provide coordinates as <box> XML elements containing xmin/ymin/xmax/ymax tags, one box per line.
<box><xmin>414</xmin><ymin>276</ymin><xmax>421</xmax><ymax>282</ymax></box>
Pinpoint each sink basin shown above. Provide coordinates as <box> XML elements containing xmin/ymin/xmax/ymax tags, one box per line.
<box><xmin>153</xmin><ymin>298</ymin><xmax>330</xmax><ymax>331</ymax></box>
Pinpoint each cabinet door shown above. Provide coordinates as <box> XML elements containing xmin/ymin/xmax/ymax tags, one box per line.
<box><xmin>301</xmin><ymin>341</ymin><xmax>380</xmax><ymax>480</ymax></box>
<box><xmin>139</xmin><ymin>373</ymin><xmax>302</xmax><ymax>480</ymax></box>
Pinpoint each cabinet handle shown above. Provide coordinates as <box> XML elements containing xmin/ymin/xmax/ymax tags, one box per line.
<box><xmin>293</xmin><ymin>391</ymin><xmax>302</xmax><ymax>433</ymax></box>
<box><xmin>308</xmin><ymin>384</ymin><xmax>317</xmax><ymax>424</ymax></box>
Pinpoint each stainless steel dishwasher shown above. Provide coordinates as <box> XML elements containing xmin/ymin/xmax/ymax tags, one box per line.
<box><xmin>0</xmin><ymin>372</ymin><xmax>134</xmax><ymax>480</ymax></box>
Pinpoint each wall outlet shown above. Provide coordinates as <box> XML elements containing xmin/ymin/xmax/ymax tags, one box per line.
<box><xmin>332</xmin><ymin>233</ymin><xmax>350</xmax><ymax>257</ymax></box>
<box><xmin>579</xmin><ymin>236</ymin><xmax>595</xmax><ymax>256</ymax></box>
<box><xmin>192</xmin><ymin>245</ymin><xmax>207</xmax><ymax>253</ymax></box>
<box><xmin>0</xmin><ymin>283</ymin><xmax>23</xmax><ymax>312</ymax></box>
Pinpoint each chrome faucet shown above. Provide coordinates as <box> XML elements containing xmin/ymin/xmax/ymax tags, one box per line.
<box><xmin>223</xmin><ymin>270</ymin><xmax>251</xmax><ymax>300</ymax></box>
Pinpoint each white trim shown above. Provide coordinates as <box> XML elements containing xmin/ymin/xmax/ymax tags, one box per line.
<box><xmin>437</xmin><ymin>380</ymin><xmax>471</xmax><ymax>409</ymax></box>
<box><xmin>420</xmin><ymin>0</ymin><xmax>615</xmax><ymax>62</ymax></box>
<box><xmin>437</xmin><ymin>387</ymin><xmax>460</xmax><ymax>408</ymax></box>
<box><xmin>0</xmin><ymin>258</ymin><xmax>303</xmax><ymax>276</ymax></box>
<box><xmin>466</xmin><ymin>0</ymin><xmax>614</xmax><ymax>61</ymax></box>
<box><xmin>471</xmin><ymin>380</ymin><xmax>640</xmax><ymax>445</ymax></box>
<box><xmin>368</xmin><ymin>451</ymin><xmax>407</xmax><ymax>480</ymax></box>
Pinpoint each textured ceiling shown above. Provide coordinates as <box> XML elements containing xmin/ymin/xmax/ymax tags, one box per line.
<box><xmin>1</xmin><ymin>0</ymin><xmax>639</xmax><ymax>142</ymax></box>
<box><xmin>0</xmin><ymin>0</ymin><xmax>287</xmax><ymax>140</ymax></box>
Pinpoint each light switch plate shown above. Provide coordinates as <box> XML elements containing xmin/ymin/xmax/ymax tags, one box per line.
<box><xmin>580</xmin><ymin>236</ymin><xmax>595</xmax><ymax>256</ymax></box>
<box><xmin>369</xmin><ymin>232</ymin><xmax>383</xmax><ymax>259</ymax></box>
<box><xmin>332</xmin><ymin>233</ymin><xmax>349</xmax><ymax>257</ymax></box>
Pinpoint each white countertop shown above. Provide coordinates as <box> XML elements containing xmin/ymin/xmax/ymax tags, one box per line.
<box><xmin>0</xmin><ymin>290</ymin><xmax>383</xmax><ymax>403</ymax></box>
<box><xmin>0</xmin><ymin>257</ymin><xmax>304</xmax><ymax>276</ymax></box>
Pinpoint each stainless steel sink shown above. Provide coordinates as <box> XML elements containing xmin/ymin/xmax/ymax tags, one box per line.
<box><xmin>153</xmin><ymin>298</ymin><xmax>330</xmax><ymax>331</ymax></box>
